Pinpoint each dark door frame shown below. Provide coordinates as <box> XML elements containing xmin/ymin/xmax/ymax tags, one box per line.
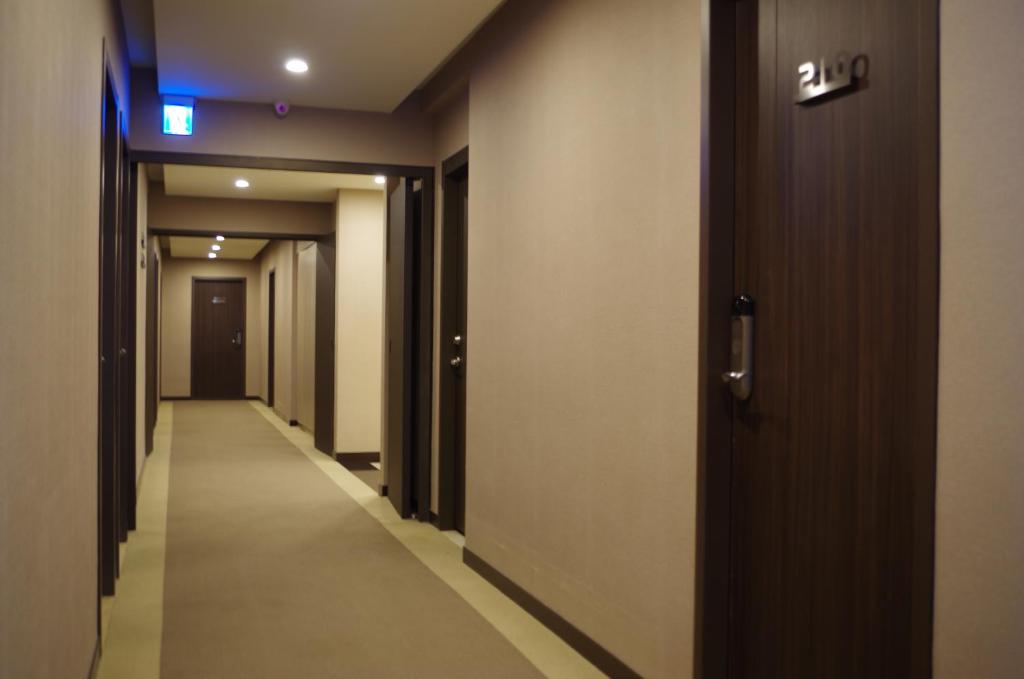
<box><xmin>436</xmin><ymin>146</ymin><xmax>468</xmax><ymax>531</ymax></box>
<box><xmin>384</xmin><ymin>177</ymin><xmax>435</xmax><ymax>520</ymax></box>
<box><xmin>97</xmin><ymin>52</ymin><xmax>123</xmax><ymax>607</ymax></box>
<box><xmin>693</xmin><ymin>2</ymin><xmax>939</xmax><ymax>677</ymax></box>
<box><xmin>267</xmin><ymin>269</ymin><xmax>276</xmax><ymax>407</ymax></box>
<box><xmin>119</xmin><ymin>156</ymin><xmax>138</xmax><ymax>535</ymax></box>
<box><xmin>130</xmin><ymin>151</ymin><xmax>436</xmax><ymax>520</ymax></box>
<box><xmin>190</xmin><ymin>276</ymin><xmax>247</xmax><ymax>399</ymax></box>
<box><xmin>145</xmin><ymin>239</ymin><xmax>160</xmax><ymax>454</ymax></box>
<box><xmin>314</xmin><ymin>233</ymin><xmax>336</xmax><ymax>455</ymax></box>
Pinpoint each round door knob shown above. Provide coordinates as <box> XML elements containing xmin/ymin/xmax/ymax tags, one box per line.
<box><xmin>450</xmin><ymin>356</ymin><xmax>463</xmax><ymax>368</ymax></box>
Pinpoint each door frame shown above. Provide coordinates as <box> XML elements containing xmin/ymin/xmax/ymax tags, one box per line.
<box><xmin>97</xmin><ymin>50</ymin><xmax>125</xmax><ymax>607</ymax></box>
<box><xmin>134</xmin><ymin>150</ymin><xmax>435</xmax><ymax>517</ymax></box>
<box><xmin>693</xmin><ymin>2</ymin><xmax>940</xmax><ymax>677</ymax></box>
<box><xmin>693</xmin><ymin>2</ymin><xmax>738</xmax><ymax>675</ymax></box>
<box><xmin>268</xmin><ymin>269</ymin><xmax>276</xmax><ymax>407</ymax></box>
<box><xmin>436</xmin><ymin>146</ymin><xmax>468</xmax><ymax>531</ymax></box>
<box><xmin>120</xmin><ymin>157</ymin><xmax>139</xmax><ymax>534</ymax></box>
<box><xmin>383</xmin><ymin>177</ymin><xmax>435</xmax><ymax>520</ymax></box>
<box><xmin>190</xmin><ymin>276</ymin><xmax>247</xmax><ymax>399</ymax></box>
<box><xmin>314</xmin><ymin>233</ymin><xmax>336</xmax><ymax>455</ymax></box>
<box><xmin>145</xmin><ymin>237</ymin><xmax>160</xmax><ymax>454</ymax></box>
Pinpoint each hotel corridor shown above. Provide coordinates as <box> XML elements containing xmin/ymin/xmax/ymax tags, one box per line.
<box><xmin>97</xmin><ymin>401</ymin><xmax>599</xmax><ymax>679</ymax></box>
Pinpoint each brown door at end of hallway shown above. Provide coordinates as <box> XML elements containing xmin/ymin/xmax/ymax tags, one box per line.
<box><xmin>191</xmin><ymin>279</ymin><xmax>246</xmax><ymax>399</ymax></box>
<box><xmin>712</xmin><ymin>0</ymin><xmax>939</xmax><ymax>677</ymax></box>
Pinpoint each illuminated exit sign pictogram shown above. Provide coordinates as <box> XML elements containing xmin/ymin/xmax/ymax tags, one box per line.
<box><xmin>162</xmin><ymin>95</ymin><xmax>194</xmax><ymax>136</ymax></box>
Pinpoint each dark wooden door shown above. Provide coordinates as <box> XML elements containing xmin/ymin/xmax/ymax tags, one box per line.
<box><xmin>439</xmin><ymin>150</ymin><xmax>468</xmax><ymax>533</ymax></box>
<box><xmin>97</xmin><ymin>71</ymin><xmax>121</xmax><ymax>597</ymax></box>
<box><xmin>145</xmin><ymin>241</ymin><xmax>159</xmax><ymax>454</ymax></box>
<box><xmin>314</xmin><ymin>235</ymin><xmax>336</xmax><ymax>454</ymax></box>
<box><xmin>385</xmin><ymin>178</ymin><xmax>415</xmax><ymax>517</ymax></box>
<box><xmin>268</xmin><ymin>271</ymin><xmax>276</xmax><ymax>407</ymax></box>
<box><xmin>724</xmin><ymin>0</ymin><xmax>938</xmax><ymax>677</ymax></box>
<box><xmin>191</xmin><ymin>279</ymin><xmax>246</xmax><ymax>399</ymax></box>
<box><xmin>118</xmin><ymin>156</ymin><xmax>138</xmax><ymax>534</ymax></box>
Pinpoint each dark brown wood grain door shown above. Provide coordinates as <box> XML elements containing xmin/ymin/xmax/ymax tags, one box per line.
<box><xmin>314</xmin><ymin>235</ymin><xmax>336</xmax><ymax>454</ymax></box>
<box><xmin>439</xmin><ymin>149</ymin><xmax>468</xmax><ymax>533</ymax></box>
<box><xmin>145</xmin><ymin>241</ymin><xmax>159</xmax><ymax>454</ymax></box>
<box><xmin>722</xmin><ymin>0</ymin><xmax>939</xmax><ymax>677</ymax></box>
<box><xmin>97</xmin><ymin>68</ymin><xmax>120</xmax><ymax>597</ymax></box>
<box><xmin>191</xmin><ymin>279</ymin><xmax>246</xmax><ymax>399</ymax></box>
<box><xmin>385</xmin><ymin>178</ymin><xmax>415</xmax><ymax>517</ymax></box>
<box><xmin>267</xmin><ymin>271</ymin><xmax>276</xmax><ymax>407</ymax></box>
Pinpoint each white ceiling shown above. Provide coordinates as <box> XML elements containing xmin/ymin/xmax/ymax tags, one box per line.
<box><xmin>152</xmin><ymin>0</ymin><xmax>505</xmax><ymax>112</ymax></box>
<box><xmin>168</xmin><ymin>236</ymin><xmax>269</xmax><ymax>260</ymax></box>
<box><xmin>162</xmin><ymin>164</ymin><xmax>383</xmax><ymax>202</ymax></box>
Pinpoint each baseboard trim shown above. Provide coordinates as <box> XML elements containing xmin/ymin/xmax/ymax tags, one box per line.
<box><xmin>463</xmin><ymin>548</ymin><xmax>641</xmax><ymax>679</ymax></box>
<box><xmin>161</xmin><ymin>395</ymin><xmax>191</xmax><ymax>401</ymax></box>
<box><xmin>245</xmin><ymin>395</ymin><xmax>261</xmax><ymax>400</ymax></box>
<box><xmin>335</xmin><ymin>451</ymin><xmax>380</xmax><ymax>464</ymax></box>
<box><xmin>88</xmin><ymin>637</ymin><xmax>100</xmax><ymax>679</ymax></box>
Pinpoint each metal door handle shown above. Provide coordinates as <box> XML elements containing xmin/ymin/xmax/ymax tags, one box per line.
<box><xmin>722</xmin><ymin>294</ymin><xmax>754</xmax><ymax>400</ymax></box>
<box><xmin>450</xmin><ymin>356</ymin><xmax>463</xmax><ymax>368</ymax></box>
<box><xmin>453</xmin><ymin>335</ymin><xmax>463</xmax><ymax>346</ymax></box>
<box><xmin>232</xmin><ymin>329</ymin><xmax>243</xmax><ymax>347</ymax></box>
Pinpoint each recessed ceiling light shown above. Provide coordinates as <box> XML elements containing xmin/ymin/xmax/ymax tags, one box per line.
<box><xmin>215</xmin><ymin>234</ymin><xmax>225</xmax><ymax>241</ymax></box>
<box><xmin>211</xmin><ymin>244</ymin><xmax>222</xmax><ymax>251</ymax></box>
<box><xmin>374</xmin><ymin>175</ymin><xmax>386</xmax><ymax>185</ymax></box>
<box><xmin>285</xmin><ymin>58</ymin><xmax>309</xmax><ymax>74</ymax></box>
<box><xmin>234</xmin><ymin>179</ymin><xmax>250</xmax><ymax>189</ymax></box>
<box><xmin>208</xmin><ymin>252</ymin><xmax>217</xmax><ymax>259</ymax></box>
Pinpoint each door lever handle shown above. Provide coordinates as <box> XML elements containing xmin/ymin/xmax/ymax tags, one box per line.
<box><xmin>723</xmin><ymin>294</ymin><xmax>754</xmax><ymax>400</ymax></box>
<box><xmin>722</xmin><ymin>370</ymin><xmax>748</xmax><ymax>384</ymax></box>
<box><xmin>450</xmin><ymin>356</ymin><xmax>463</xmax><ymax>368</ymax></box>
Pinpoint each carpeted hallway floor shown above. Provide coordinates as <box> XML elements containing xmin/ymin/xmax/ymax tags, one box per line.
<box><xmin>158</xmin><ymin>400</ymin><xmax>543</xmax><ymax>679</ymax></box>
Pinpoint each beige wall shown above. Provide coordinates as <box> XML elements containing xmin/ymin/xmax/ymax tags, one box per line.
<box><xmin>334</xmin><ymin>190</ymin><xmax>386</xmax><ymax>453</ymax></box>
<box><xmin>259</xmin><ymin>240</ymin><xmax>298</xmax><ymax>422</ymax></box>
<box><xmin>295</xmin><ymin>242</ymin><xmax>317</xmax><ymax>431</ymax></box>
<box><xmin>430</xmin><ymin>91</ymin><xmax>470</xmax><ymax>512</ymax></box>
<box><xmin>0</xmin><ymin>0</ymin><xmax>129</xmax><ymax>675</ymax></box>
<box><xmin>934</xmin><ymin>2</ymin><xmax>1024</xmax><ymax>677</ymax></box>
<box><xmin>159</xmin><ymin>258</ymin><xmax>262</xmax><ymax>397</ymax></box>
<box><xmin>130</xmin><ymin>68</ymin><xmax>435</xmax><ymax>167</ymax></box>
<box><xmin>461</xmin><ymin>1</ymin><xmax>701</xmax><ymax>676</ymax></box>
<box><xmin>148</xmin><ymin>183</ymin><xmax>335</xmax><ymax>237</ymax></box>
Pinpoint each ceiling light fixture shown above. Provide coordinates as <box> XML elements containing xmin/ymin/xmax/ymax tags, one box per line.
<box><xmin>234</xmin><ymin>178</ymin><xmax>250</xmax><ymax>189</ymax></box>
<box><xmin>285</xmin><ymin>58</ymin><xmax>309</xmax><ymax>74</ymax></box>
<box><xmin>215</xmin><ymin>235</ymin><xmax>225</xmax><ymax>241</ymax></box>
<box><xmin>374</xmin><ymin>175</ymin><xmax>386</xmax><ymax>185</ymax></box>
<box><xmin>208</xmin><ymin>252</ymin><xmax>217</xmax><ymax>259</ymax></box>
<box><xmin>211</xmin><ymin>244</ymin><xmax>222</xmax><ymax>251</ymax></box>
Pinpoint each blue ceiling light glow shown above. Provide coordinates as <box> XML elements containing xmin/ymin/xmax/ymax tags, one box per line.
<box><xmin>162</xmin><ymin>95</ymin><xmax>195</xmax><ymax>136</ymax></box>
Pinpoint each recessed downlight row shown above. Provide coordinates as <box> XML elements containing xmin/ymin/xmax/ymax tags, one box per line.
<box><xmin>209</xmin><ymin>234</ymin><xmax>226</xmax><ymax>259</ymax></box>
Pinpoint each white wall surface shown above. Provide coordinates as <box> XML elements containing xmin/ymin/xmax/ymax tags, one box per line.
<box><xmin>334</xmin><ymin>190</ymin><xmax>386</xmax><ymax>453</ymax></box>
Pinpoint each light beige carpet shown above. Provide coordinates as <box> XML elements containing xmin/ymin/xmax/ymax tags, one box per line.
<box><xmin>160</xmin><ymin>401</ymin><xmax>543</xmax><ymax>679</ymax></box>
